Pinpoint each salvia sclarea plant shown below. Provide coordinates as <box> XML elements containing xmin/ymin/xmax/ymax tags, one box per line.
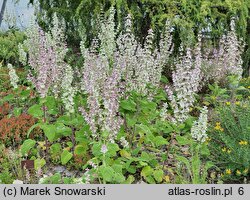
<box><xmin>191</xmin><ymin>106</ymin><xmax>208</xmax><ymax>143</ymax></box>
<box><xmin>19</xmin><ymin>14</ymin><xmax>76</xmax><ymax>114</ymax></box>
<box><xmin>161</xmin><ymin>35</ymin><xmax>202</xmax><ymax>123</ymax></box>
<box><xmin>79</xmin><ymin>40</ymin><xmax>123</xmax><ymax>141</ymax></box>
<box><xmin>202</xmin><ymin>18</ymin><xmax>244</xmax><ymax>84</ymax></box>
<box><xmin>79</xmin><ymin>7</ymin><xmax>173</xmax><ymax>141</ymax></box>
<box><xmin>116</xmin><ymin>15</ymin><xmax>173</xmax><ymax>95</ymax></box>
<box><xmin>79</xmin><ymin>7</ymin><xmax>123</xmax><ymax>142</ymax></box>
<box><xmin>7</xmin><ymin>63</ymin><xmax>19</xmax><ymax>89</ymax></box>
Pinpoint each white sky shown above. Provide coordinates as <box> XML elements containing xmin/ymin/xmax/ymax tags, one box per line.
<box><xmin>1</xmin><ymin>0</ymin><xmax>35</xmax><ymax>30</ymax></box>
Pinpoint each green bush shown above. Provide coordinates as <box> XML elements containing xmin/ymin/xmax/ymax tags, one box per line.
<box><xmin>208</xmin><ymin>101</ymin><xmax>250</xmax><ymax>182</ymax></box>
<box><xmin>0</xmin><ymin>30</ymin><xmax>26</xmax><ymax>65</ymax></box>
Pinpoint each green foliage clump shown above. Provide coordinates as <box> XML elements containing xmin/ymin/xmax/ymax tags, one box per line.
<box><xmin>208</xmin><ymin>101</ymin><xmax>250</xmax><ymax>182</ymax></box>
<box><xmin>0</xmin><ymin>30</ymin><xmax>26</xmax><ymax>65</ymax></box>
<box><xmin>0</xmin><ymin>144</ymin><xmax>23</xmax><ymax>184</ymax></box>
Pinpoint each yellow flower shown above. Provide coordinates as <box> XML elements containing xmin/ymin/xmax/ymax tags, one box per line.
<box><xmin>222</xmin><ymin>147</ymin><xmax>227</xmax><ymax>152</ymax></box>
<box><xmin>248</xmin><ymin>86</ymin><xmax>250</xmax><ymax>89</ymax></box>
<box><xmin>236</xmin><ymin>170</ymin><xmax>241</xmax><ymax>176</ymax></box>
<box><xmin>243</xmin><ymin>169</ymin><xmax>249</xmax><ymax>174</ymax></box>
<box><xmin>205</xmin><ymin>137</ymin><xmax>211</xmax><ymax>144</ymax></box>
<box><xmin>235</xmin><ymin>101</ymin><xmax>240</xmax><ymax>106</ymax></box>
<box><xmin>239</xmin><ymin>140</ymin><xmax>248</xmax><ymax>145</ymax></box>
<box><xmin>226</xmin><ymin>102</ymin><xmax>231</xmax><ymax>106</ymax></box>
<box><xmin>227</xmin><ymin>149</ymin><xmax>231</xmax><ymax>154</ymax></box>
<box><xmin>225</xmin><ymin>169</ymin><xmax>231</xmax><ymax>175</ymax></box>
<box><xmin>214</xmin><ymin>122</ymin><xmax>224</xmax><ymax>132</ymax></box>
<box><xmin>164</xmin><ymin>175</ymin><xmax>170</xmax><ymax>183</ymax></box>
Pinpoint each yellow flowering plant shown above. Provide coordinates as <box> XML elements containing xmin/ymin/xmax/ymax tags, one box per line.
<box><xmin>208</xmin><ymin>100</ymin><xmax>250</xmax><ymax>182</ymax></box>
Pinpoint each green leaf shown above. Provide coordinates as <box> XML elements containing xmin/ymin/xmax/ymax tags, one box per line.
<box><xmin>74</xmin><ymin>144</ymin><xmax>88</xmax><ymax>156</ymax></box>
<box><xmin>127</xmin><ymin>165</ymin><xmax>137</xmax><ymax>174</ymax></box>
<box><xmin>200</xmin><ymin>144</ymin><xmax>210</xmax><ymax>156</ymax></box>
<box><xmin>27</xmin><ymin>123</ymin><xmax>41</xmax><ymax>137</ymax></box>
<box><xmin>34</xmin><ymin>158</ymin><xmax>46</xmax><ymax>170</ymax></box>
<box><xmin>66</xmin><ymin>142</ymin><xmax>73</xmax><ymax>148</ymax></box>
<box><xmin>50</xmin><ymin>143</ymin><xmax>62</xmax><ymax>155</ymax></box>
<box><xmin>63</xmin><ymin>177</ymin><xmax>72</xmax><ymax>184</ymax></box>
<box><xmin>125</xmin><ymin>160</ymin><xmax>137</xmax><ymax>174</ymax></box>
<box><xmin>3</xmin><ymin>94</ymin><xmax>14</xmax><ymax>101</ymax></box>
<box><xmin>44</xmin><ymin>96</ymin><xmax>58</xmax><ymax>115</ymax></box>
<box><xmin>45</xmin><ymin>96</ymin><xmax>56</xmax><ymax>106</ymax></box>
<box><xmin>132</xmin><ymin>147</ymin><xmax>141</xmax><ymax>156</ymax></box>
<box><xmin>126</xmin><ymin>115</ymin><xmax>137</xmax><ymax>127</ymax></box>
<box><xmin>92</xmin><ymin>142</ymin><xmax>102</xmax><ymax>157</ymax></box>
<box><xmin>50</xmin><ymin>173</ymin><xmax>62</xmax><ymax>184</ymax></box>
<box><xmin>41</xmin><ymin>124</ymin><xmax>56</xmax><ymax>142</ymax></box>
<box><xmin>120</xmin><ymin>99</ymin><xmax>137</xmax><ymax>111</ymax></box>
<box><xmin>163</xmin><ymin>124</ymin><xmax>174</xmax><ymax>134</ymax></box>
<box><xmin>113</xmin><ymin>173</ymin><xmax>125</xmax><ymax>183</ymax></box>
<box><xmin>141</xmin><ymin>166</ymin><xmax>153</xmax><ymax>178</ymax></box>
<box><xmin>191</xmin><ymin>153</ymin><xmax>201</xmax><ymax>184</ymax></box>
<box><xmin>71</xmin><ymin>115</ymin><xmax>85</xmax><ymax>127</ymax></box>
<box><xmin>61</xmin><ymin>150</ymin><xmax>73</xmax><ymax>165</ymax></box>
<box><xmin>153</xmin><ymin>136</ymin><xmax>169</xmax><ymax>147</ymax></box>
<box><xmin>99</xmin><ymin>166</ymin><xmax>114</xmax><ymax>182</ymax></box>
<box><xmin>120</xmin><ymin>149</ymin><xmax>131</xmax><ymax>158</ymax></box>
<box><xmin>20</xmin><ymin>90</ymin><xmax>30</xmax><ymax>98</ymax></box>
<box><xmin>122</xmin><ymin>175</ymin><xmax>135</xmax><ymax>184</ymax></box>
<box><xmin>140</xmin><ymin>152</ymin><xmax>151</xmax><ymax>162</ymax></box>
<box><xmin>236</xmin><ymin>86</ymin><xmax>246</xmax><ymax>90</ymax></box>
<box><xmin>112</xmin><ymin>164</ymin><xmax>123</xmax><ymax>174</ymax></box>
<box><xmin>176</xmin><ymin>155</ymin><xmax>192</xmax><ymax>175</ymax></box>
<box><xmin>57</xmin><ymin>114</ymin><xmax>84</xmax><ymax>127</ymax></box>
<box><xmin>75</xmin><ymin>125</ymin><xmax>90</xmax><ymax>142</ymax></box>
<box><xmin>145</xmin><ymin>175</ymin><xmax>156</xmax><ymax>183</ymax></box>
<box><xmin>153</xmin><ymin>169</ymin><xmax>164</xmax><ymax>183</ymax></box>
<box><xmin>160</xmin><ymin>75</ymin><xmax>169</xmax><ymax>84</ymax></box>
<box><xmin>13</xmin><ymin>107</ymin><xmax>22</xmax><ymax>117</ymax></box>
<box><xmin>21</xmin><ymin>139</ymin><xmax>36</xmax><ymax>155</ymax></box>
<box><xmin>55</xmin><ymin>123</ymin><xmax>72</xmax><ymax>137</ymax></box>
<box><xmin>136</xmin><ymin>124</ymin><xmax>151</xmax><ymax>134</ymax></box>
<box><xmin>176</xmin><ymin>135</ymin><xmax>191</xmax><ymax>145</ymax></box>
<box><xmin>107</xmin><ymin>143</ymin><xmax>120</xmax><ymax>157</ymax></box>
<box><xmin>28</xmin><ymin>104</ymin><xmax>43</xmax><ymax>118</ymax></box>
<box><xmin>205</xmin><ymin>161</ymin><xmax>214</xmax><ymax>171</ymax></box>
<box><xmin>57</xmin><ymin>115</ymin><xmax>71</xmax><ymax>125</ymax></box>
<box><xmin>139</xmin><ymin>100</ymin><xmax>157</xmax><ymax>112</ymax></box>
<box><xmin>139</xmin><ymin>161</ymin><xmax>148</xmax><ymax>166</ymax></box>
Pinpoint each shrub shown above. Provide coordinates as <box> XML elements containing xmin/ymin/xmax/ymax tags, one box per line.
<box><xmin>0</xmin><ymin>113</ymin><xmax>39</xmax><ymax>146</ymax></box>
<box><xmin>0</xmin><ymin>30</ymin><xmax>25</xmax><ymax>65</ymax></box>
<box><xmin>0</xmin><ymin>144</ymin><xmax>23</xmax><ymax>184</ymax></box>
<box><xmin>0</xmin><ymin>102</ymin><xmax>10</xmax><ymax>119</ymax></box>
<box><xmin>208</xmin><ymin>101</ymin><xmax>250</xmax><ymax>182</ymax></box>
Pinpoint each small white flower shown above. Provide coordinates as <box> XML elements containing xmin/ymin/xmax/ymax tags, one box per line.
<box><xmin>7</xmin><ymin>63</ymin><xmax>19</xmax><ymax>89</ymax></box>
<box><xmin>191</xmin><ymin>106</ymin><xmax>208</xmax><ymax>143</ymax></box>
<box><xmin>120</xmin><ymin>137</ymin><xmax>129</xmax><ymax>148</ymax></box>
